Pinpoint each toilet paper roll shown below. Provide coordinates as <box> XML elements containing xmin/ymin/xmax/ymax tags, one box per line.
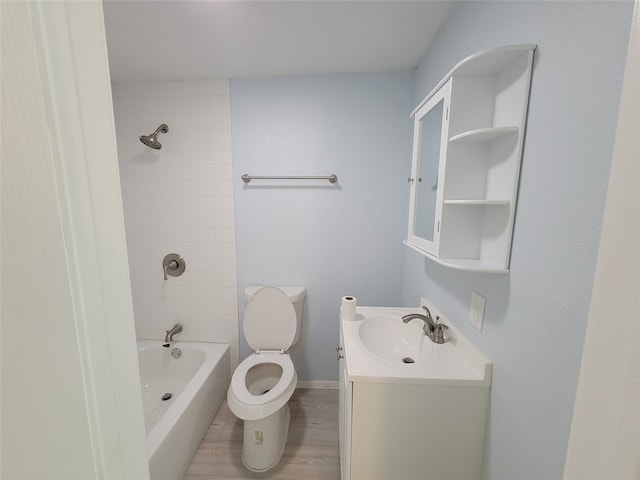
<box><xmin>340</xmin><ymin>296</ymin><xmax>357</xmax><ymax>321</ymax></box>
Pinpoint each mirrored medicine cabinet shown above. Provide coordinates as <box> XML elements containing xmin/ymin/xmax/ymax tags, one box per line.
<box><xmin>405</xmin><ymin>45</ymin><xmax>536</xmax><ymax>273</ymax></box>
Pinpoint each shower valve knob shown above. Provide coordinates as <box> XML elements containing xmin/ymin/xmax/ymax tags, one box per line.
<box><xmin>162</xmin><ymin>253</ymin><xmax>185</xmax><ymax>280</ymax></box>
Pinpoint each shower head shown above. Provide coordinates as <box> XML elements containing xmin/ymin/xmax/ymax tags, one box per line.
<box><xmin>139</xmin><ymin>124</ymin><xmax>169</xmax><ymax>149</ymax></box>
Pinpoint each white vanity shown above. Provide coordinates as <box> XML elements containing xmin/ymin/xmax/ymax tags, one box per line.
<box><xmin>338</xmin><ymin>303</ymin><xmax>492</xmax><ymax>480</ymax></box>
<box><xmin>405</xmin><ymin>45</ymin><xmax>536</xmax><ymax>272</ymax></box>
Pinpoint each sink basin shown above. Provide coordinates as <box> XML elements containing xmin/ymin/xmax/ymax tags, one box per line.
<box><xmin>356</xmin><ymin>315</ymin><xmax>427</xmax><ymax>364</ymax></box>
<box><xmin>342</xmin><ymin>305</ymin><xmax>492</xmax><ymax>385</ymax></box>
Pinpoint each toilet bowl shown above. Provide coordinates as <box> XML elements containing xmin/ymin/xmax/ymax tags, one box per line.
<box><xmin>227</xmin><ymin>285</ymin><xmax>305</xmax><ymax>472</ymax></box>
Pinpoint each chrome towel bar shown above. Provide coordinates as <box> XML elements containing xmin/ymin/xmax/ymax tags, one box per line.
<box><xmin>241</xmin><ymin>174</ymin><xmax>338</xmax><ymax>184</ymax></box>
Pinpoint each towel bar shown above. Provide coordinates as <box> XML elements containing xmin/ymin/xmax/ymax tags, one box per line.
<box><xmin>241</xmin><ymin>174</ymin><xmax>338</xmax><ymax>184</ymax></box>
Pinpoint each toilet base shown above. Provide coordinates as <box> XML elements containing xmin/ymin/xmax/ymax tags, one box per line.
<box><xmin>241</xmin><ymin>404</ymin><xmax>291</xmax><ymax>472</ymax></box>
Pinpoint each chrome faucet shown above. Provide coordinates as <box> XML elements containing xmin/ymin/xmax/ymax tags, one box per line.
<box><xmin>402</xmin><ymin>306</ymin><xmax>448</xmax><ymax>344</ymax></box>
<box><xmin>163</xmin><ymin>323</ymin><xmax>182</xmax><ymax>347</ymax></box>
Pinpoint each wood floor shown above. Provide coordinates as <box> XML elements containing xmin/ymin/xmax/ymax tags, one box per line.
<box><xmin>182</xmin><ymin>388</ymin><xmax>341</xmax><ymax>480</ymax></box>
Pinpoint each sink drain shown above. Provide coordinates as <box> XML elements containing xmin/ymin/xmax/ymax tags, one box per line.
<box><xmin>402</xmin><ymin>357</ymin><xmax>415</xmax><ymax>364</ymax></box>
<box><xmin>161</xmin><ymin>393</ymin><xmax>173</xmax><ymax>401</ymax></box>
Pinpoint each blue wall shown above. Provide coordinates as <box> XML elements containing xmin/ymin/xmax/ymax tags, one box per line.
<box><xmin>231</xmin><ymin>72</ymin><xmax>413</xmax><ymax>381</ymax></box>
<box><xmin>402</xmin><ymin>2</ymin><xmax>633</xmax><ymax>479</ymax></box>
<box><xmin>229</xmin><ymin>1</ymin><xmax>632</xmax><ymax>476</ymax></box>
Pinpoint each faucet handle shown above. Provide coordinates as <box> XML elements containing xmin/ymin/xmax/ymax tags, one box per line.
<box><xmin>435</xmin><ymin>317</ymin><xmax>448</xmax><ymax>333</ymax></box>
<box><xmin>432</xmin><ymin>319</ymin><xmax>448</xmax><ymax>344</ymax></box>
<box><xmin>421</xmin><ymin>305</ymin><xmax>433</xmax><ymax>319</ymax></box>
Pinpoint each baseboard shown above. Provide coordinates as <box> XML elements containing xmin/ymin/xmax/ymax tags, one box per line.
<box><xmin>296</xmin><ymin>380</ymin><xmax>339</xmax><ymax>390</ymax></box>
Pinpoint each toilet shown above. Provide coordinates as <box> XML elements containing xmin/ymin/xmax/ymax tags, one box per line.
<box><xmin>227</xmin><ymin>285</ymin><xmax>306</xmax><ymax>472</ymax></box>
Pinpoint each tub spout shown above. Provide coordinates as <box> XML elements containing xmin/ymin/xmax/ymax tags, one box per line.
<box><xmin>163</xmin><ymin>323</ymin><xmax>182</xmax><ymax>347</ymax></box>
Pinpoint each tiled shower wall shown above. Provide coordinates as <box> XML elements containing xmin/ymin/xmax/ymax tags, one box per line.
<box><xmin>112</xmin><ymin>79</ymin><xmax>239</xmax><ymax>370</ymax></box>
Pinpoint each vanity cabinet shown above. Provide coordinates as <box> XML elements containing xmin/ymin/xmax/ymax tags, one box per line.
<box><xmin>338</xmin><ymin>337</ymin><xmax>352</xmax><ymax>480</ymax></box>
<box><xmin>338</xmin><ymin>311</ymin><xmax>491</xmax><ymax>480</ymax></box>
<box><xmin>406</xmin><ymin>45</ymin><xmax>536</xmax><ymax>272</ymax></box>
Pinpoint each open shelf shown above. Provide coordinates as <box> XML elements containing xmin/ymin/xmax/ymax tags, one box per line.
<box><xmin>403</xmin><ymin>241</ymin><xmax>510</xmax><ymax>273</ymax></box>
<box><xmin>435</xmin><ymin>257</ymin><xmax>511</xmax><ymax>274</ymax></box>
<box><xmin>449</xmin><ymin>126</ymin><xmax>519</xmax><ymax>143</ymax></box>
<box><xmin>444</xmin><ymin>199</ymin><xmax>510</xmax><ymax>206</ymax></box>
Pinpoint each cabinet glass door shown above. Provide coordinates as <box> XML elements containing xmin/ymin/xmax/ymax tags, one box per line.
<box><xmin>407</xmin><ymin>79</ymin><xmax>450</xmax><ymax>255</ymax></box>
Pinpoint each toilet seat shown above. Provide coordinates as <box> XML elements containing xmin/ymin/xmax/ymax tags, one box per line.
<box><xmin>228</xmin><ymin>352</ymin><xmax>297</xmax><ymax>421</ymax></box>
<box><xmin>243</xmin><ymin>286</ymin><xmax>297</xmax><ymax>351</ymax></box>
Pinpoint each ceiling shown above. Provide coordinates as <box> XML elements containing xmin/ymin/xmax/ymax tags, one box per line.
<box><xmin>102</xmin><ymin>1</ymin><xmax>456</xmax><ymax>82</ymax></box>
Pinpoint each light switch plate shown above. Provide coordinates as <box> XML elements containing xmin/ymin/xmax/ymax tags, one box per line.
<box><xmin>470</xmin><ymin>291</ymin><xmax>486</xmax><ymax>332</ymax></box>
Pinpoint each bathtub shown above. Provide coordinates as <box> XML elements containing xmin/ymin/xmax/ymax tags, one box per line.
<box><xmin>137</xmin><ymin>340</ymin><xmax>230</xmax><ymax>480</ymax></box>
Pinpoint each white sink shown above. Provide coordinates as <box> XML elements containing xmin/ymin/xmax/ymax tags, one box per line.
<box><xmin>342</xmin><ymin>305</ymin><xmax>491</xmax><ymax>385</ymax></box>
<box><xmin>356</xmin><ymin>314</ymin><xmax>428</xmax><ymax>364</ymax></box>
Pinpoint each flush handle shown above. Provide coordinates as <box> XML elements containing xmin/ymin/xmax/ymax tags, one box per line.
<box><xmin>163</xmin><ymin>253</ymin><xmax>186</xmax><ymax>280</ymax></box>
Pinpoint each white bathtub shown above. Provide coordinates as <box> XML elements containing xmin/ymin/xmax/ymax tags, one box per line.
<box><xmin>137</xmin><ymin>340</ymin><xmax>230</xmax><ymax>480</ymax></box>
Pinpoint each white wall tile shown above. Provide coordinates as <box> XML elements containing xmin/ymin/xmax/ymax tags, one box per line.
<box><xmin>133</xmin><ymin>285</ymin><xmax>214</xmax><ymax>301</ymax></box>
<box><xmin>112</xmin><ymin>82</ymin><xmax>146</xmax><ymax>99</ymax></box>
<box><xmin>113</xmin><ymin>96</ymin><xmax>163</xmax><ymax>116</ymax></box>
<box><xmin>213</xmin><ymin>196</ymin><xmax>235</xmax><ymax>213</ymax></box>
<box><xmin>126</xmin><ymin>241</ymin><xmax>235</xmax><ymax>259</ymax></box>
<box><xmin>113</xmin><ymin>80</ymin><xmax>230</xmax><ymax>99</ymax></box>
<box><xmin>123</xmin><ymin>179</ymin><xmax>223</xmax><ymax>197</ymax></box>
<box><xmin>163</xmin><ymin>96</ymin><xmax>212</xmax><ymax>115</ymax></box>
<box><xmin>124</xmin><ymin>211</ymin><xmax>233</xmax><ymax>229</ymax></box>
<box><xmin>183</xmin><ymin>80</ymin><xmax>229</xmax><ymax>96</ymax></box>
<box><xmin>122</xmin><ymin>147</ymin><xmax>230</xmax><ymax>165</ymax></box>
<box><xmin>114</xmin><ymin>115</ymin><xmax>141</xmax><ymax>133</ymax></box>
<box><xmin>211</xmin><ymin>165</ymin><xmax>234</xmax><ymax>180</ymax></box>
<box><xmin>114</xmin><ymin>79</ymin><xmax>238</xmax><ymax>346</ymax></box>
<box><xmin>210</xmin><ymin>147</ymin><xmax>233</xmax><ymax>165</ymax></box>
<box><xmin>211</xmin><ymin>243</ymin><xmax>237</xmax><ymax>259</ymax></box>
<box><xmin>215</xmin><ymin>228</ymin><xmax>236</xmax><ymax>244</ymax></box>
<box><xmin>215</xmin><ymin>287</ymin><xmax>238</xmax><ymax>303</ymax></box>
<box><xmin>164</xmin><ymin>130</ymin><xmax>215</xmax><ymax>148</ymax></box>
<box><xmin>211</xmin><ymin>130</ymin><xmax>233</xmax><ymax>148</ymax></box>
<box><xmin>211</xmin><ymin>181</ymin><xmax>234</xmax><ymax>196</ymax></box>
<box><xmin>212</xmin><ymin>213</ymin><xmax>235</xmax><ymax>227</ymax></box>
<box><xmin>209</xmin><ymin>96</ymin><xmax>232</xmax><ymax>112</ymax></box>
<box><xmin>137</xmin><ymin>113</ymin><xmax>229</xmax><ymax>133</ymax></box>
<box><xmin>126</xmin><ymin>226</ymin><xmax>216</xmax><ymax>243</ymax></box>
<box><xmin>121</xmin><ymin>164</ymin><xmax>215</xmax><ymax>181</ymax></box>
<box><xmin>215</xmin><ymin>258</ymin><xmax>238</xmax><ymax>274</ymax></box>
<box><xmin>112</xmin><ymin>81</ymin><xmax>181</xmax><ymax>99</ymax></box>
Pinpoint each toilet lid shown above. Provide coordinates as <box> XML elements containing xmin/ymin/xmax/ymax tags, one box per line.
<box><xmin>244</xmin><ymin>286</ymin><xmax>297</xmax><ymax>351</ymax></box>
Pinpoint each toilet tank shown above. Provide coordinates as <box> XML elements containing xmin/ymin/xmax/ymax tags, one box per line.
<box><xmin>244</xmin><ymin>286</ymin><xmax>306</xmax><ymax>346</ymax></box>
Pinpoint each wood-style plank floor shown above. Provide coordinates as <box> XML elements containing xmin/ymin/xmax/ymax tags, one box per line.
<box><xmin>182</xmin><ymin>388</ymin><xmax>340</xmax><ymax>480</ymax></box>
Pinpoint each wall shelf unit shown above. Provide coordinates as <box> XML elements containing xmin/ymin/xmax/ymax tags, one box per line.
<box><xmin>406</xmin><ymin>44</ymin><xmax>535</xmax><ymax>273</ymax></box>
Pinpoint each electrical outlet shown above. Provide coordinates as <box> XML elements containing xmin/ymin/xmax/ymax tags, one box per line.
<box><xmin>469</xmin><ymin>292</ymin><xmax>486</xmax><ymax>332</ymax></box>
